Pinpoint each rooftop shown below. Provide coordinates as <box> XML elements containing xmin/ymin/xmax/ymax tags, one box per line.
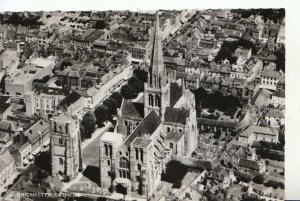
<box><xmin>131</xmin><ymin>137</ymin><xmax>152</xmax><ymax>147</ymax></box>
<box><xmin>100</xmin><ymin>131</ymin><xmax>123</xmax><ymax>144</ymax></box>
<box><xmin>266</xmin><ymin>109</ymin><xmax>284</xmax><ymax>118</ymax></box>
<box><xmin>164</xmin><ymin>107</ymin><xmax>190</xmax><ymax>125</ymax></box>
<box><xmin>238</xmin><ymin>158</ymin><xmax>259</xmax><ymax>171</ymax></box>
<box><xmin>240</xmin><ymin>125</ymin><xmax>279</xmax><ymax>137</ymax></box>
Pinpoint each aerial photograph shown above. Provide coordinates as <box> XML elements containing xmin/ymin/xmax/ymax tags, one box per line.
<box><xmin>0</xmin><ymin>8</ymin><xmax>285</xmax><ymax>201</ymax></box>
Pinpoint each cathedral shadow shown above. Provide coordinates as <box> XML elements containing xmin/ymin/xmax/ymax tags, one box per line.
<box><xmin>82</xmin><ymin>165</ymin><xmax>100</xmax><ymax>186</ymax></box>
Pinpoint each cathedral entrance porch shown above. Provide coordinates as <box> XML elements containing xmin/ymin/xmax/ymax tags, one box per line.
<box><xmin>113</xmin><ymin>178</ymin><xmax>131</xmax><ymax>195</ymax></box>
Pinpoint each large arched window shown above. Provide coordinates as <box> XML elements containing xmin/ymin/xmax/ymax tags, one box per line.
<box><xmin>104</xmin><ymin>144</ymin><xmax>108</xmax><ymax>156</ymax></box>
<box><xmin>59</xmin><ymin>158</ymin><xmax>63</xmax><ymax>165</ymax></box>
<box><xmin>155</xmin><ymin>95</ymin><xmax>160</xmax><ymax>107</ymax></box>
<box><xmin>119</xmin><ymin>157</ymin><xmax>129</xmax><ymax>169</ymax></box>
<box><xmin>135</xmin><ymin>148</ymin><xmax>139</xmax><ymax>160</ymax></box>
<box><xmin>148</xmin><ymin>94</ymin><xmax>153</xmax><ymax>106</ymax></box>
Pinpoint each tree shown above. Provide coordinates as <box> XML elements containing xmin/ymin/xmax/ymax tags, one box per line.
<box><xmin>274</xmin><ymin>47</ymin><xmax>285</xmax><ymax>72</ymax></box>
<box><xmin>94</xmin><ymin>105</ymin><xmax>109</xmax><ymax>127</ymax></box>
<box><xmin>0</xmin><ymin>74</ymin><xmax>7</xmax><ymax>94</ymax></box>
<box><xmin>110</xmin><ymin>92</ymin><xmax>123</xmax><ymax>108</ymax></box>
<box><xmin>81</xmin><ymin>111</ymin><xmax>96</xmax><ymax>139</ymax></box>
<box><xmin>133</xmin><ymin>69</ymin><xmax>148</xmax><ymax>83</ymax></box>
<box><xmin>253</xmin><ymin>174</ymin><xmax>264</xmax><ymax>184</ymax></box>
<box><xmin>7</xmin><ymin>12</ymin><xmax>22</xmax><ymax>26</ymax></box>
<box><xmin>128</xmin><ymin>76</ymin><xmax>144</xmax><ymax>93</ymax></box>
<box><xmin>103</xmin><ymin>98</ymin><xmax>118</xmax><ymax>116</ymax></box>
<box><xmin>94</xmin><ymin>20</ymin><xmax>107</xmax><ymax>29</ymax></box>
<box><xmin>121</xmin><ymin>84</ymin><xmax>136</xmax><ymax>99</ymax></box>
<box><xmin>161</xmin><ymin>160</ymin><xmax>188</xmax><ymax>185</ymax></box>
<box><xmin>220</xmin><ymin>159</ymin><xmax>225</xmax><ymax>166</ymax></box>
<box><xmin>213</xmin><ymin>130</ymin><xmax>221</xmax><ymax>139</ymax></box>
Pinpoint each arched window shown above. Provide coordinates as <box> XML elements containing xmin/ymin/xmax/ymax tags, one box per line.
<box><xmin>140</xmin><ymin>149</ymin><xmax>143</xmax><ymax>162</ymax></box>
<box><xmin>137</xmin><ymin>164</ymin><xmax>142</xmax><ymax>171</ymax></box>
<box><xmin>155</xmin><ymin>95</ymin><xmax>160</xmax><ymax>107</ymax></box>
<box><xmin>109</xmin><ymin>145</ymin><xmax>112</xmax><ymax>157</ymax></box>
<box><xmin>169</xmin><ymin>143</ymin><xmax>174</xmax><ymax>149</ymax></box>
<box><xmin>104</xmin><ymin>144</ymin><xmax>108</xmax><ymax>156</ymax></box>
<box><xmin>167</xmin><ymin>127</ymin><xmax>171</xmax><ymax>132</ymax></box>
<box><xmin>135</xmin><ymin>148</ymin><xmax>139</xmax><ymax>160</ymax></box>
<box><xmin>59</xmin><ymin>158</ymin><xmax>63</xmax><ymax>165</ymax></box>
<box><xmin>59</xmin><ymin>139</ymin><xmax>63</xmax><ymax>145</ymax></box>
<box><xmin>119</xmin><ymin>157</ymin><xmax>129</xmax><ymax>169</ymax></box>
<box><xmin>149</xmin><ymin>94</ymin><xmax>153</xmax><ymax>106</ymax></box>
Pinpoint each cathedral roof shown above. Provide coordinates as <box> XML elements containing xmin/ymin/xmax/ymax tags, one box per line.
<box><xmin>131</xmin><ymin>137</ymin><xmax>152</xmax><ymax>147</ymax></box>
<box><xmin>165</xmin><ymin>132</ymin><xmax>184</xmax><ymax>143</ymax></box>
<box><xmin>124</xmin><ymin>110</ymin><xmax>161</xmax><ymax>148</ymax></box>
<box><xmin>170</xmin><ymin>82</ymin><xmax>183</xmax><ymax>107</ymax></box>
<box><xmin>120</xmin><ymin>99</ymin><xmax>144</xmax><ymax>120</ymax></box>
<box><xmin>164</xmin><ymin>107</ymin><xmax>190</xmax><ymax>125</ymax></box>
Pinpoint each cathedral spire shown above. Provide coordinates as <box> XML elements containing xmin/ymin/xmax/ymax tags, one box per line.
<box><xmin>150</xmin><ymin>12</ymin><xmax>165</xmax><ymax>85</ymax></box>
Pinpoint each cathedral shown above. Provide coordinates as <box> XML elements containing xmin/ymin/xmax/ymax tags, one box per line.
<box><xmin>99</xmin><ymin>13</ymin><xmax>198</xmax><ymax>197</ymax></box>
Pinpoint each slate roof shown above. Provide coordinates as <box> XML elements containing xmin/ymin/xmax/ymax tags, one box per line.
<box><xmin>266</xmin><ymin>109</ymin><xmax>284</xmax><ymax>118</ymax></box>
<box><xmin>35</xmin><ymin>86</ymin><xmax>69</xmax><ymax>95</ymax></box>
<box><xmin>121</xmin><ymin>99</ymin><xmax>144</xmax><ymax>120</ymax></box>
<box><xmin>170</xmin><ymin>82</ymin><xmax>183</xmax><ymax>107</ymax></box>
<box><xmin>25</xmin><ymin>119</ymin><xmax>50</xmax><ymax>143</ymax></box>
<box><xmin>0</xmin><ymin>103</ymin><xmax>10</xmax><ymax>114</ymax></box>
<box><xmin>240</xmin><ymin>125</ymin><xmax>279</xmax><ymax>137</ymax></box>
<box><xmin>238</xmin><ymin>158</ymin><xmax>259</xmax><ymax>171</ymax></box>
<box><xmin>261</xmin><ymin>70</ymin><xmax>281</xmax><ymax>79</ymax></box>
<box><xmin>58</xmin><ymin>66</ymin><xmax>85</xmax><ymax>78</ymax></box>
<box><xmin>272</xmin><ymin>90</ymin><xmax>285</xmax><ymax>98</ymax></box>
<box><xmin>124</xmin><ymin>110</ymin><xmax>161</xmax><ymax>148</ymax></box>
<box><xmin>0</xmin><ymin>120</ymin><xmax>17</xmax><ymax>131</ymax></box>
<box><xmin>131</xmin><ymin>137</ymin><xmax>152</xmax><ymax>147</ymax></box>
<box><xmin>164</xmin><ymin>107</ymin><xmax>190</xmax><ymax>125</ymax></box>
<box><xmin>57</xmin><ymin>91</ymin><xmax>81</xmax><ymax>108</ymax></box>
<box><xmin>165</xmin><ymin>132</ymin><xmax>184</xmax><ymax>143</ymax></box>
<box><xmin>0</xmin><ymin>148</ymin><xmax>15</xmax><ymax>174</ymax></box>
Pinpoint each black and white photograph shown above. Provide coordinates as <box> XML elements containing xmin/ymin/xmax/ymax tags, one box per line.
<box><xmin>0</xmin><ymin>1</ymin><xmax>294</xmax><ymax>200</ymax></box>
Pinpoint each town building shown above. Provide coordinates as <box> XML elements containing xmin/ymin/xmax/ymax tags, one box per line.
<box><xmin>265</xmin><ymin>109</ymin><xmax>285</xmax><ymax>128</ymax></box>
<box><xmin>4</xmin><ymin>57</ymin><xmax>54</xmax><ymax>96</ymax></box>
<box><xmin>260</xmin><ymin>69</ymin><xmax>281</xmax><ymax>91</ymax></box>
<box><xmin>238</xmin><ymin>125</ymin><xmax>279</xmax><ymax>144</ymax></box>
<box><xmin>25</xmin><ymin>86</ymin><xmax>69</xmax><ymax>118</ymax></box>
<box><xmin>0</xmin><ymin>147</ymin><xmax>17</xmax><ymax>194</ymax></box>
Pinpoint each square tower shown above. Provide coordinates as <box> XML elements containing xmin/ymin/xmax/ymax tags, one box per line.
<box><xmin>50</xmin><ymin>113</ymin><xmax>82</xmax><ymax>180</ymax></box>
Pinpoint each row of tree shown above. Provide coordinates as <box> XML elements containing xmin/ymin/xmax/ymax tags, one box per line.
<box><xmin>256</xmin><ymin>148</ymin><xmax>284</xmax><ymax>161</ymax></box>
<box><xmin>235</xmin><ymin>171</ymin><xmax>284</xmax><ymax>189</ymax></box>
<box><xmin>120</xmin><ymin>69</ymin><xmax>147</xmax><ymax>99</ymax></box>
<box><xmin>5</xmin><ymin>12</ymin><xmax>44</xmax><ymax>27</ymax></box>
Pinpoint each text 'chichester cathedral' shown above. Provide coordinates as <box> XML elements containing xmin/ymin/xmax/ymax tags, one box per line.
<box><xmin>99</xmin><ymin>13</ymin><xmax>198</xmax><ymax>196</ymax></box>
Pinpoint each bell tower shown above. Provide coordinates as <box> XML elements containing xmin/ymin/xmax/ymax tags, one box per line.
<box><xmin>144</xmin><ymin>12</ymin><xmax>170</xmax><ymax>119</ymax></box>
<box><xmin>50</xmin><ymin>113</ymin><xmax>82</xmax><ymax>180</ymax></box>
